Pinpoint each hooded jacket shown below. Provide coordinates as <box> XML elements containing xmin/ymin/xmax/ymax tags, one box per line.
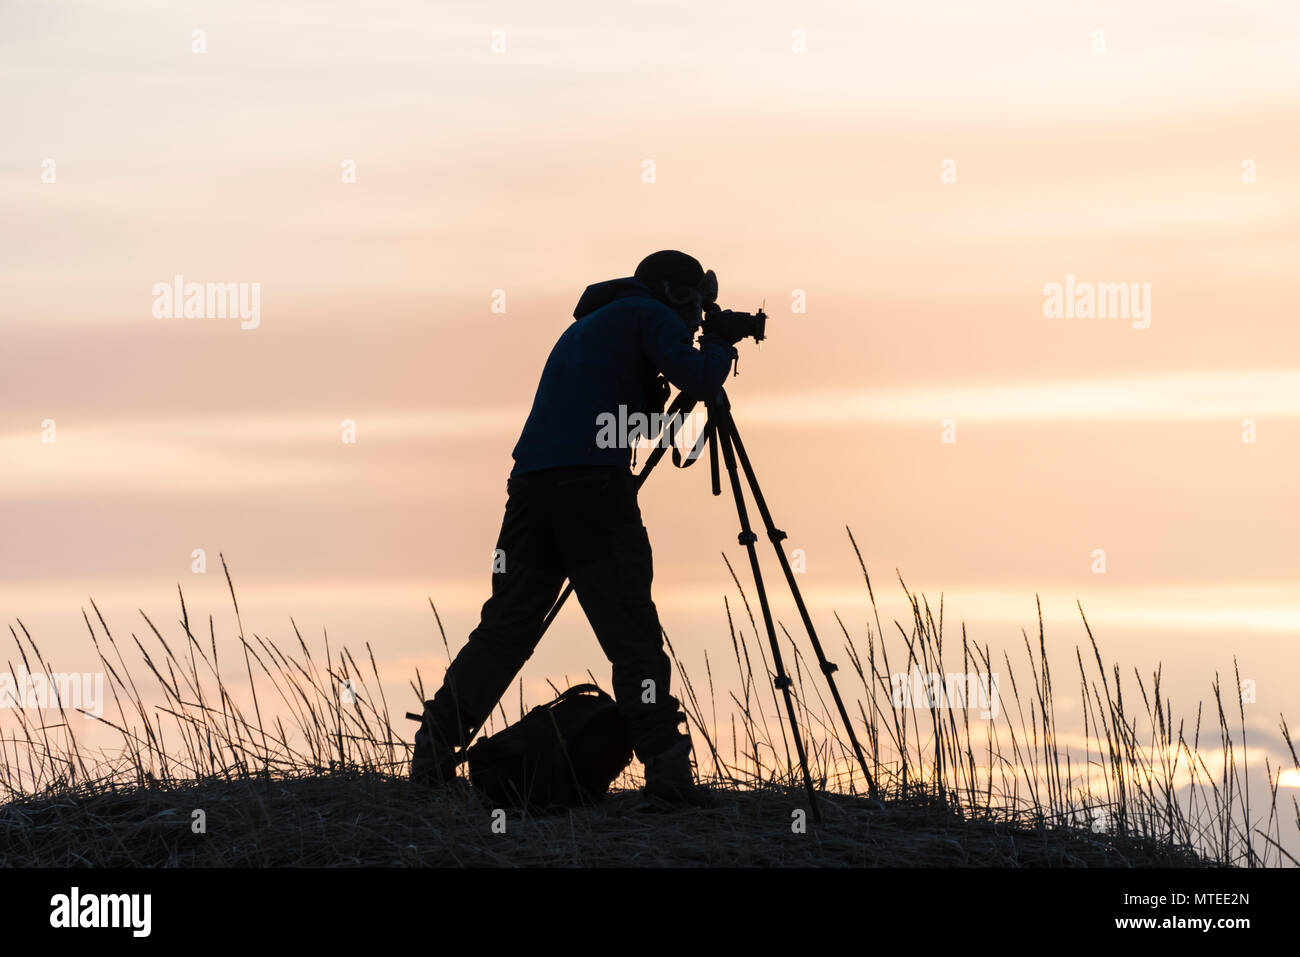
<box><xmin>509</xmin><ymin>277</ymin><xmax>737</xmax><ymax>476</ymax></box>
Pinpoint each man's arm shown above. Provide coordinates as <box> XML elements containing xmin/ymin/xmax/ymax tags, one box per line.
<box><xmin>639</xmin><ymin>304</ymin><xmax>737</xmax><ymax>399</ymax></box>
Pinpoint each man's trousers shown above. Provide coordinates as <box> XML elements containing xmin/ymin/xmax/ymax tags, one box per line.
<box><xmin>422</xmin><ymin>464</ymin><xmax>688</xmax><ymax>763</ymax></box>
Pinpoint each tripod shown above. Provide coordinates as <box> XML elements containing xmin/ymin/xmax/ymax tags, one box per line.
<box><xmin>535</xmin><ymin>387</ymin><xmax>879</xmax><ymax>822</ymax></box>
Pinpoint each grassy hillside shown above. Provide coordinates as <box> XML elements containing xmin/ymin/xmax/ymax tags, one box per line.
<box><xmin>0</xmin><ymin>770</ymin><xmax>1206</xmax><ymax>868</ymax></box>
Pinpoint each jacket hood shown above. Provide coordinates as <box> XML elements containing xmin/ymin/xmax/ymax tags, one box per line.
<box><xmin>572</xmin><ymin>277</ymin><xmax>656</xmax><ymax>319</ymax></box>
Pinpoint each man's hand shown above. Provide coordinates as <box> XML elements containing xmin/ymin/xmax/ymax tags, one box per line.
<box><xmin>646</xmin><ymin>374</ymin><xmax>670</xmax><ymax>416</ymax></box>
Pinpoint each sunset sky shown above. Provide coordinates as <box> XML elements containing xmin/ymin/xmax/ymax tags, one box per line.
<box><xmin>3</xmin><ymin>1</ymin><xmax>1298</xmax><ymax>816</ymax></box>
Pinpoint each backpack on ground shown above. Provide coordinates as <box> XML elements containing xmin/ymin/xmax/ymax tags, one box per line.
<box><xmin>462</xmin><ymin>683</ymin><xmax>633</xmax><ymax>811</ymax></box>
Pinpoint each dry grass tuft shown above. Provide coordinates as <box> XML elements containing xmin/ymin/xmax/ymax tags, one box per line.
<box><xmin>2</xmin><ymin>541</ymin><xmax>1296</xmax><ymax>867</ymax></box>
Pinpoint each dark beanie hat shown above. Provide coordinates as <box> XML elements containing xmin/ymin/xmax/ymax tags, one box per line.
<box><xmin>634</xmin><ymin>250</ymin><xmax>705</xmax><ymax>287</ymax></box>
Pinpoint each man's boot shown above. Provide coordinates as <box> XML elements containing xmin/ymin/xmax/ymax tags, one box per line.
<box><xmin>410</xmin><ymin>707</ymin><xmax>457</xmax><ymax>789</ymax></box>
<box><xmin>642</xmin><ymin>737</ymin><xmax>712</xmax><ymax>808</ymax></box>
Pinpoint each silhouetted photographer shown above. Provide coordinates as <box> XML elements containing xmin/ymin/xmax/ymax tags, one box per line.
<box><xmin>412</xmin><ymin>250</ymin><xmax>756</xmax><ymax>806</ymax></box>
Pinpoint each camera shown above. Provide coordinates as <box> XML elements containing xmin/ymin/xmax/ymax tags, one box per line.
<box><xmin>701</xmin><ymin>302</ymin><xmax>767</xmax><ymax>344</ymax></box>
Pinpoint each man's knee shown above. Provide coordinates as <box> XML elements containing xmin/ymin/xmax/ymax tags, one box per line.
<box><xmin>474</xmin><ymin>566</ymin><xmax>564</xmax><ymax>648</ymax></box>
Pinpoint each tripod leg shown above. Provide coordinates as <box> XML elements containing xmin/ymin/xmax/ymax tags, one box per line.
<box><xmin>711</xmin><ymin>407</ymin><xmax>823</xmax><ymax>823</ymax></box>
<box><xmin>717</xmin><ymin>403</ymin><xmax>881</xmax><ymax>800</ymax></box>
